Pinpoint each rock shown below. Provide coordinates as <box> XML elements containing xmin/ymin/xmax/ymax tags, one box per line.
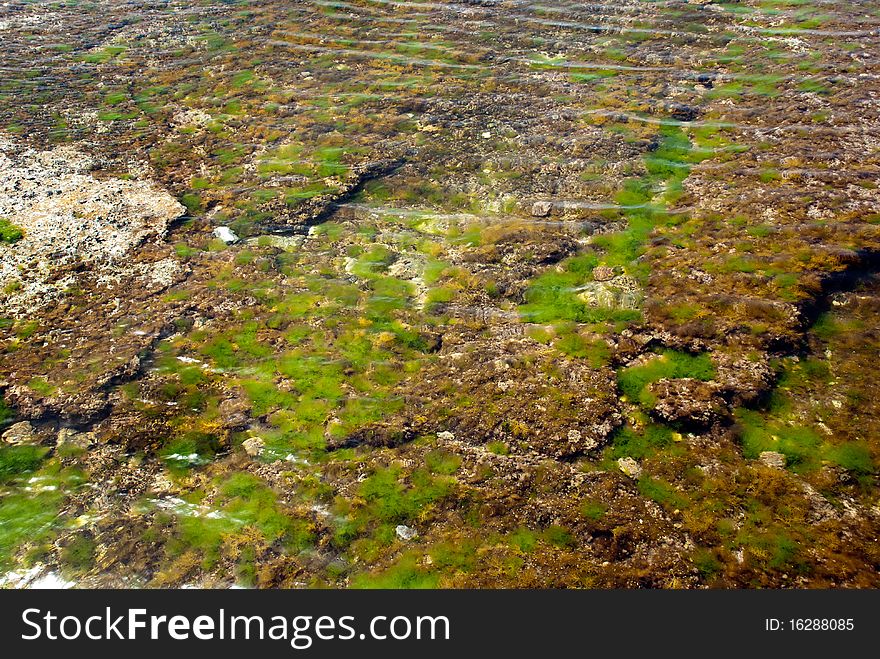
<box><xmin>56</xmin><ymin>427</ymin><xmax>93</xmax><ymax>449</ymax></box>
<box><xmin>800</xmin><ymin>481</ymin><xmax>836</xmax><ymax>522</ymax></box>
<box><xmin>647</xmin><ymin>378</ymin><xmax>727</xmax><ymax>427</ymax></box>
<box><xmin>531</xmin><ymin>201</ymin><xmax>553</xmax><ymax>217</ymax></box>
<box><xmin>668</xmin><ymin>103</ymin><xmax>699</xmax><ymax>122</ymax></box>
<box><xmin>395</xmin><ymin>524</ymin><xmax>418</xmax><ymax>541</ymax></box>
<box><xmin>2</xmin><ymin>421</ymin><xmax>37</xmax><ymax>445</ymax></box>
<box><xmin>213</xmin><ymin>226</ymin><xmax>240</xmax><ymax>244</ymax></box>
<box><xmin>618</xmin><ymin>457</ymin><xmax>642</xmax><ymax>479</ymax></box>
<box><xmin>712</xmin><ymin>353</ymin><xmax>775</xmax><ymax>408</ymax></box>
<box><xmin>577</xmin><ymin>275</ymin><xmax>641</xmax><ymax>310</ymax></box>
<box><xmin>437</xmin><ymin>430</ymin><xmax>455</xmax><ymax>441</ymax></box>
<box><xmin>0</xmin><ymin>136</ymin><xmax>185</xmax><ymax>317</ymax></box>
<box><xmin>171</xmin><ymin>108</ymin><xmax>212</xmax><ymax>128</ymax></box>
<box><xmin>592</xmin><ymin>265</ymin><xmax>615</xmax><ymax>282</ymax></box>
<box><xmin>242</xmin><ymin>436</ymin><xmax>265</xmax><ymax>457</ymax></box>
<box><xmin>218</xmin><ymin>397</ymin><xmax>250</xmax><ymax>429</ymax></box>
<box><xmin>758</xmin><ymin>451</ymin><xmax>787</xmax><ymax>469</ymax></box>
<box><xmin>396</xmin><ymin>348</ymin><xmax>620</xmax><ymax>459</ymax></box>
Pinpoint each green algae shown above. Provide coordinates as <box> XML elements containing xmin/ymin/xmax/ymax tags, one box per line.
<box><xmin>0</xmin><ymin>399</ymin><xmax>14</xmax><ymax>427</ymax></box>
<box><xmin>0</xmin><ymin>218</ymin><xmax>24</xmax><ymax>243</ymax></box>
<box><xmin>735</xmin><ymin>407</ymin><xmax>874</xmax><ymax>476</ymax></box>
<box><xmin>519</xmin><ymin>125</ymin><xmax>706</xmax><ymax>325</ymax></box>
<box><xmin>332</xmin><ymin>464</ymin><xmax>456</xmax><ymax>555</ymax></box>
<box><xmin>0</xmin><ymin>459</ymin><xmax>84</xmax><ymax>571</ymax></box>
<box><xmin>0</xmin><ymin>0</ymin><xmax>875</xmax><ymax>590</ymax></box>
<box><xmin>157</xmin><ymin>472</ymin><xmax>315</xmax><ymax>572</ymax></box>
<box><xmin>607</xmin><ymin>423</ymin><xmax>676</xmax><ymax>460</ymax></box>
<box><xmin>0</xmin><ymin>445</ymin><xmax>47</xmax><ymax>483</ymax></box>
<box><xmin>618</xmin><ymin>351</ymin><xmax>716</xmax><ymax>408</ymax></box>
<box><xmin>351</xmin><ymin>553</ymin><xmax>439</xmax><ymax>589</ymax></box>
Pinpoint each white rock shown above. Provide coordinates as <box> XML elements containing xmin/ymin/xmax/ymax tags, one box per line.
<box><xmin>531</xmin><ymin>200</ymin><xmax>553</xmax><ymax>217</ymax></box>
<box><xmin>758</xmin><ymin>451</ymin><xmax>787</xmax><ymax>469</ymax></box>
<box><xmin>242</xmin><ymin>436</ymin><xmax>265</xmax><ymax>457</ymax></box>
<box><xmin>57</xmin><ymin>427</ymin><xmax>93</xmax><ymax>449</ymax></box>
<box><xmin>29</xmin><ymin>572</ymin><xmax>76</xmax><ymax>589</ymax></box>
<box><xmin>617</xmin><ymin>457</ymin><xmax>642</xmax><ymax>479</ymax></box>
<box><xmin>0</xmin><ymin>136</ymin><xmax>185</xmax><ymax>317</ymax></box>
<box><xmin>395</xmin><ymin>524</ymin><xmax>418</xmax><ymax>541</ymax></box>
<box><xmin>0</xmin><ymin>566</ymin><xmax>74</xmax><ymax>589</ymax></box>
<box><xmin>213</xmin><ymin>226</ymin><xmax>239</xmax><ymax>244</ymax></box>
<box><xmin>2</xmin><ymin>420</ymin><xmax>36</xmax><ymax>445</ymax></box>
<box><xmin>171</xmin><ymin>108</ymin><xmax>212</xmax><ymax>128</ymax></box>
<box><xmin>437</xmin><ymin>430</ymin><xmax>455</xmax><ymax>441</ymax></box>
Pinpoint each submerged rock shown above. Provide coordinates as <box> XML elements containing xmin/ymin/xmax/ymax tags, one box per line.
<box><xmin>242</xmin><ymin>436</ymin><xmax>265</xmax><ymax>457</ymax></box>
<box><xmin>758</xmin><ymin>451</ymin><xmax>787</xmax><ymax>469</ymax></box>
<box><xmin>57</xmin><ymin>427</ymin><xmax>93</xmax><ymax>449</ymax></box>
<box><xmin>618</xmin><ymin>457</ymin><xmax>642</xmax><ymax>479</ymax></box>
<box><xmin>647</xmin><ymin>378</ymin><xmax>728</xmax><ymax>427</ymax></box>
<box><xmin>591</xmin><ymin>265</ymin><xmax>616</xmax><ymax>282</ymax></box>
<box><xmin>531</xmin><ymin>201</ymin><xmax>553</xmax><ymax>217</ymax></box>
<box><xmin>1</xmin><ymin>420</ymin><xmax>37</xmax><ymax>445</ymax></box>
<box><xmin>577</xmin><ymin>275</ymin><xmax>641</xmax><ymax>310</ymax></box>
<box><xmin>213</xmin><ymin>226</ymin><xmax>240</xmax><ymax>244</ymax></box>
<box><xmin>1</xmin><ymin>0</ymin><xmax>878</xmax><ymax>591</ymax></box>
<box><xmin>395</xmin><ymin>524</ymin><xmax>418</xmax><ymax>541</ymax></box>
<box><xmin>218</xmin><ymin>398</ymin><xmax>251</xmax><ymax>429</ymax></box>
<box><xmin>0</xmin><ymin>135</ymin><xmax>185</xmax><ymax>316</ymax></box>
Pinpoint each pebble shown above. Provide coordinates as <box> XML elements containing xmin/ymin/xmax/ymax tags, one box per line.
<box><xmin>617</xmin><ymin>456</ymin><xmax>642</xmax><ymax>479</ymax></box>
<box><xmin>242</xmin><ymin>436</ymin><xmax>265</xmax><ymax>457</ymax></box>
<box><xmin>758</xmin><ymin>451</ymin><xmax>787</xmax><ymax>469</ymax></box>
<box><xmin>213</xmin><ymin>226</ymin><xmax>240</xmax><ymax>244</ymax></box>
<box><xmin>395</xmin><ymin>524</ymin><xmax>418</xmax><ymax>541</ymax></box>
<box><xmin>2</xmin><ymin>420</ymin><xmax>37</xmax><ymax>445</ymax></box>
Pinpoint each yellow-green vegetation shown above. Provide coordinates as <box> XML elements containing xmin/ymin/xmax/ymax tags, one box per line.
<box><xmin>0</xmin><ymin>0</ymin><xmax>878</xmax><ymax>591</ymax></box>
<box><xmin>736</xmin><ymin>408</ymin><xmax>868</xmax><ymax>474</ymax></box>
<box><xmin>734</xmin><ymin>356</ymin><xmax>875</xmax><ymax>478</ymax></box>
<box><xmin>618</xmin><ymin>350</ymin><xmax>716</xmax><ymax>407</ymax></box>
<box><xmin>0</xmin><ymin>444</ymin><xmax>47</xmax><ymax>483</ymax></box>
<box><xmin>333</xmin><ymin>462</ymin><xmax>457</xmax><ymax>552</ymax></box>
<box><xmin>519</xmin><ymin>254</ymin><xmax>640</xmax><ymax>323</ymax></box>
<box><xmin>60</xmin><ymin>535</ymin><xmax>97</xmax><ymax>571</ymax></box>
<box><xmin>554</xmin><ymin>331</ymin><xmax>611</xmax><ymax>368</ymax></box>
<box><xmin>0</xmin><ymin>399</ymin><xmax>14</xmax><ymax>426</ymax></box>
<box><xmin>0</xmin><ymin>218</ymin><xmax>24</xmax><ymax>243</ymax></box>
<box><xmin>27</xmin><ymin>376</ymin><xmax>58</xmax><ymax>397</ymax></box>
<box><xmin>351</xmin><ymin>552</ymin><xmax>439</xmax><ymax>589</ymax></box>
<box><xmin>150</xmin><ymin>249</ymin><xmax>433</xmax><ymax>464</ymax></box>
<box><xmin>607</xmin><ymin>423</ymin><xmax>676</xmax><ymax>460</ymax></box>
<box><xmin>519</xmin><ymin>125</ymin><xmax>708</xmax><ymax>324</ymax></box>
<box><xmin>0</xmin><ymin>454</ymin><xmax>83</xmax><ymax>571</ymax></box>
<box><xmin>152</xmin><ymin>473</ymin><xmax>314</xmax><ymax>579</ymax></box>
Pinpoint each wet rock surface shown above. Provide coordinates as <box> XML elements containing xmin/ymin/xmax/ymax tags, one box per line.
<box><xmin>0</xmin><ymin>136</ymin><xmax>185</xmax><ymax>316</ymax></box>
<box><xmin>0</xmin><ymin>0</ymin><xmax>879</xmax><ymax>589</ymax></box>
<box><xmin>759</xmin><ymin>451</ymin><xmax>787</xmax><ymax>470</ymax></box>
<box><xmin>648</xmin><ymin>379</ymin><xmax>728</xmax><ymax>427</ymax></box>
<box><xmin>617</xmin><ymin>457</ymin><xmax>642</xmax><ymax>480</ymax></box>
<box><xmin>1</xmin><ymin>421</ymin><xmax>37</xmax><ymax>445</ymax></box>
